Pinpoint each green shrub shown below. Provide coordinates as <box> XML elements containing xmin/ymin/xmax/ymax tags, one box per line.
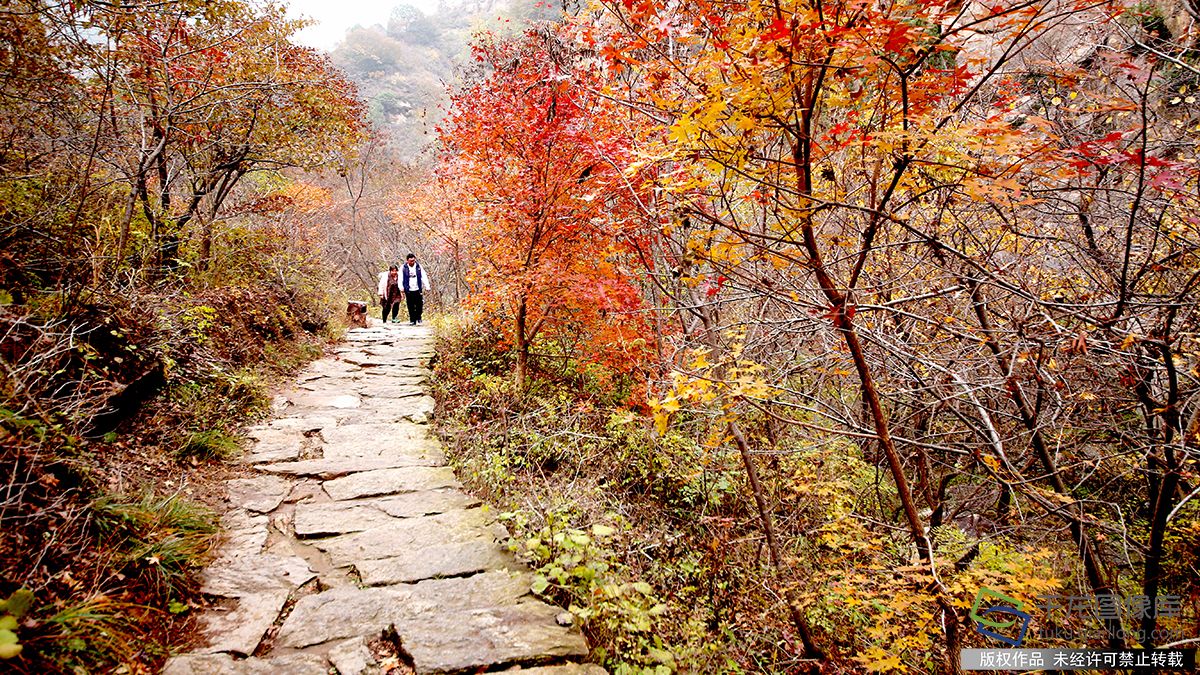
<box><xmin>91</xmin><ymin>493</ymin><xmax>217</xmax><ymax>598</ymax></box>
<box><xmin>0</xmin><ymin>589</ymin><xmax>34</xmax><ymax>660</ymax></box>
<box><xmin>37</xmin><ymin>594</ymin><xmax>148</xmax><ymax>671</ymax></box>
<box><xmin>505</xmin><ymin>509</ymin><xmax>676</xmax><ymax>673</ymax></box>
<box><xmin>179</xmin><ymin>429</ymin><xmax>241</xmax><ymax>461</ymax></box>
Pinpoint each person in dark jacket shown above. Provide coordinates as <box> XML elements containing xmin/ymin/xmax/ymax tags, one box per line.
<box><xmin>401</xmin><ymin>253</ymin><xmax>429</xmax><ymax>325</ymax></box>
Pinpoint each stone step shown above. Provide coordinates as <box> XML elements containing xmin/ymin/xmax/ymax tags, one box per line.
<box><xmin>292</xmin><ymin>490</ymin><xmax>480</xmax><ymax>536</ymax></box>
<box><xmin>275</xmin><ymin>573</ymin><xmax>589</xmax><ymax>674</ymax></box>
<box><xmin>309</xmin><ymin>508</ymin><xmax>500</xmax><ymax>564</ymax></box>
<box><xmin>321</xmin><ymin>465</ymin><xmax>460</xmax><ymax>500</ymax></box>
<box><xmin>162</xmin><ymin>653</ymin><xmax>326</xmax><ymax>675</ymax></box>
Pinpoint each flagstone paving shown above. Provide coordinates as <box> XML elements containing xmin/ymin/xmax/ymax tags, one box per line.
<box><xmin>163</xmin><ymin>323</ymin><xmax>603</xmax><ymax>675</ymax></box>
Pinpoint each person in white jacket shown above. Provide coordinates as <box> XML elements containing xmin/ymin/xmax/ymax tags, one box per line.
<box><xmin>377</xmin><ymin>264</ymin><xmax>402</xmax><ymax>323</ymax></box>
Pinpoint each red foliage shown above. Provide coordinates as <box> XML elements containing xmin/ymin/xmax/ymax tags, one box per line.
<box><xmin>439</xmin><ymin>28</ymin><xmax>655</xmax><ymax>387</ymax></box>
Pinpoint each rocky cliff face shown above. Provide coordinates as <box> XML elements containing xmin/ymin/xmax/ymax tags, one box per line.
<box><xmin>1158</xmin><ymin>0</ymin><xmax>1198</xmax><ymax>48</ymax></box>
<box><xmin>437</xmin><ymin>0</ymin><xmax>512</xmax><ymax>17</ymax></box>
<box><xmin>952</xmin><ymin>0</ymin><xmax>1197</xmax><ymax>79</ymax></box>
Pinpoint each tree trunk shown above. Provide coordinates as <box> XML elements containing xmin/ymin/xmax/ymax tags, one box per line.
<box><xmin>1141</xmin><ymin>468</ymin><xmax>1180</xmax><ymax>646</ymax></box>
<box><xmin>197</xmin><ymin>166</ymin><xmax>244</xmax><ymax>273</ymax></box>
<box><xmin>515</xmin><ymin>294</ymin><xmax>529</xmax><ymax>391</ymax></box>
<box><xmin>1138</xmin><ymin>333</ymin><xmax>1184</xmax><ymax>647</ymax></box>
<box><xmin>835</xmin><ymin>309</ymin><xmax>933</xmax><ymax>561</ymax></box>
<box><xmin>346</xmin><ymin>301</ymin><xmax>368</xmax><ymax>328</ymax></box>
<box><xmin>198</xmin><ymin>215</ymin><xmax>213</xmax><ymax>273</ymax></box>
<box><xmin>114</xmin><ymin>184</ymin><xmax>138</xmax><ymax>274</ymax></box>
<box><xmin>729</xmin><ymin>422</ymin><xmax>823</xmax><ymax>660</ymax></box>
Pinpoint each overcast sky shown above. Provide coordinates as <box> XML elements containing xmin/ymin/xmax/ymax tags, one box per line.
<box><xmin>286</xmin><ymin>0</ymin><xmax>439</xmax><ymax>51</ymax></box>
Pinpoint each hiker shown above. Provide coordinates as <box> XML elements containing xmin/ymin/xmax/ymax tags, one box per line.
<box><xmin>377</xmin><ymin>264</ymin><xmax>403</xmax><ymax>323</ymax></box>
<box><xmin>401</xmin><ymin>253</ymin><xmax>429</xmax><ymax>325</ymax></box>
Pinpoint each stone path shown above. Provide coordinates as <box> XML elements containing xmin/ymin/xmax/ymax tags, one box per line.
<box><xmin>163</xmin><ymin>323</ymin><xmax>603</xmax><ymax>675</ymax></box>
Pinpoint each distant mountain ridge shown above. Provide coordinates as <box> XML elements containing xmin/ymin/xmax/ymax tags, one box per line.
<box><xmin>329</xmin><ymin>0</ymin><xmax>557</xmax><ymax>162</ymax></box>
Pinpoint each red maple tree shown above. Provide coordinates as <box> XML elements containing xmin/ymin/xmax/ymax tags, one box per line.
<box><xmin>438</xmin><ymin>28</ymin><xmax>653</xmax><ymax>391</ymax></box>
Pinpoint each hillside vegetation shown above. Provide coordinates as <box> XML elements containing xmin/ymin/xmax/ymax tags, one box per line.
<box><xmin>3</xmin><ymin>0</ymin><xmax>1200</xmax><ymax>671</ymax></box>
<box><xmin>415</xmin><ymin>0</ymin><xmax>1200</xmax><ymax>671</ymax></box>
<box><xmin>0</xmin><ymin>0</ymin><xmax>362</xmax><ymax>671</ymax></box>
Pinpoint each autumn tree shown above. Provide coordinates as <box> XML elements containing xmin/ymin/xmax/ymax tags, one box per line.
<box><xmin>102</xmin><ymin>1</ymin><xmax>365</xmax><ymax>274</ymax></box>
<box><xmin>565</xmin><ymin>0</ymin><xmax>1200</xmax><ymax>665</ymax></box>
<box><xmin>389</xmin><ymin>172</ymin><xmax>472</xmax><ymax>304</ymax></box>
<box><xmin>0</xmin><ymin>2</ymin><xmax>372</xmax><ymax>671</ymax></box>
<box><xmin>0</xmin><ymin>0</ymin><xmax>365</xmax><ymax>289</ymax></box>
<box><xmin>437</xmin><ymin>27</ymin><xmax>652</xmax><ymax>390</ymax></box>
